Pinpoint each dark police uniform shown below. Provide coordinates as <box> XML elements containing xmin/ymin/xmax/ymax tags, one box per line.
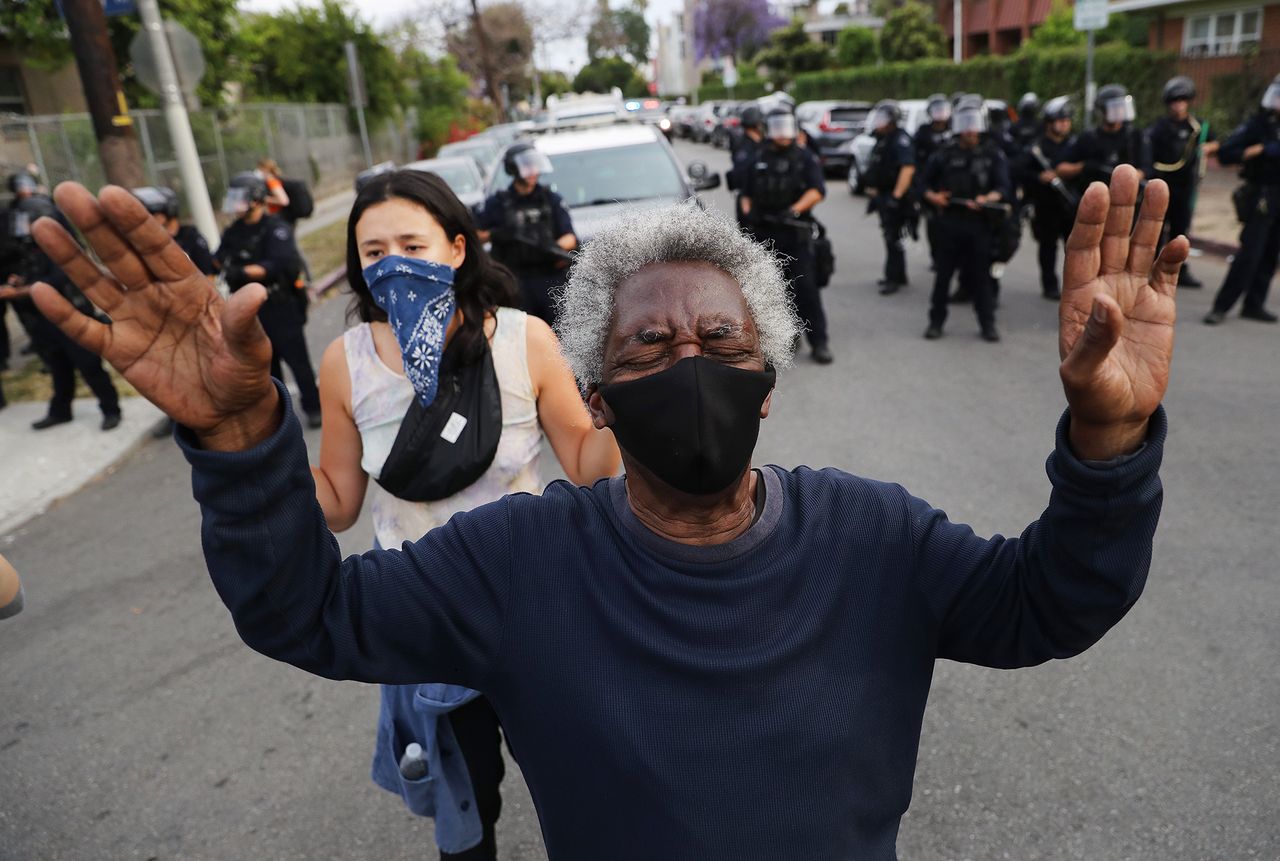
<box><xmin>1062</xmin><ymin>124</ymin><xmax>1152</xmax><ymax>189</ymax></box>
<box><xmin>175</xmin><ymin>224</ymin><xmax>216</xmax><ymax>275</ymax></box>
<box><xmin>215</xmin><ymin>214</ymin><xmax>320</xmax><ymax>417</ymax></box>
<box><xmin>867</xmin><ymin>125</ymin><xmax>915</xmax><ymax>287</ymax></box>
<box><xmin>476</xmin><ymin>184</ymin><xmax>575</xmax><ymax>325</ymax></box>
<box><xmin>1147</xmin><ymin>114</ymin><xmax>1216</xmax><ymax>253</ymax></box>
<box><xmin>10</xmin><ymin>196</ymin><xmax>121</xmax><ymax>425</ymax></box>
<box><xmin>744</xmin><ymin>141</ymin><xmax>829</xmax><ymax>350</ymax></box>
<box><xmin>728</xmin><ymin>132</ymin><xmax>762</xmax><ymax>231</ymax></box>
<box><xmin>923</xmin><ymin>138</ymin><xmax>1012</xmax><ymax>334</ymax></box>
<box><xmin>1208</xmin><ymin>110</ymin><xmax>1280</xmax><ymax>320</ymax></box>
<box><xmin>1015</xmin><ymin>131</ymin><xmax>1077</xmax><ymax>297</ymax></box>
<box><xmin>913</xmin><ymin>123</ymin><xmax>950</xmax><ymax>267</ymax></box>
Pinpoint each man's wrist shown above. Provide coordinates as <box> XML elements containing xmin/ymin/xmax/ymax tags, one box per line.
<box><xmin>194</xmin><ymin>388</ymin><xmax>283</xmax><ymax>453</ymax></box>
<box><xmin>1067</xmin><ymin>414</ymin><xmax>1150</xmax><ymax>462</ymax></box>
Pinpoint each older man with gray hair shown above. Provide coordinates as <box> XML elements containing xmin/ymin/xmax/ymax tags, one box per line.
<box><xmin>29</xmin><ymin>165</ymin><xmax>1179</xmax><ymax>860</ymax></box>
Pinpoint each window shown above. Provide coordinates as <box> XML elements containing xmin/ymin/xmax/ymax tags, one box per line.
<box><xmin>0</xmin><ymin>67</ymin><xmax>27</xmax><ymax>114</ymax></box>
<box><xmin>1183</xmin><ymin>8</ymin><xmax>1262</xmax><ymax>56</ymax></box>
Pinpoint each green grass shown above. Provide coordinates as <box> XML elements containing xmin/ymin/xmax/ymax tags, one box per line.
<box><xmin>1</xmin><ymin>354</ymin><xmax>139</xmax><ymax>405</ymax></box>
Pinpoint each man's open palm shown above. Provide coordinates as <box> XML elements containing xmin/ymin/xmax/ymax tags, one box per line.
<box><xmin>29</xmin><ymin>184</ymin><xmax>277</xmax><ymax>446</ymax></box>
<box><xmin>1060</xmin><ymin>166</ymin><xmax>1181</xmax><ymax>455</ymax></box>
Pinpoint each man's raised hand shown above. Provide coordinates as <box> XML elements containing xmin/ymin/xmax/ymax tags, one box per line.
<box><xmin>1060</xmin><ymin>165</ymin><xmax>1182</xmax><ymax>461</ymax></box>
<box><xmin>30</xmin><ymin>183</ymin><xmax>279</xmax><ymax>451</ymax></box>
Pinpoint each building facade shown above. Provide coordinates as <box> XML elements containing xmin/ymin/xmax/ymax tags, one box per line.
<box><xmin>936</xmin><ymin>0</ymin><xmax>1057</xmax><ymax>58</ymax></box>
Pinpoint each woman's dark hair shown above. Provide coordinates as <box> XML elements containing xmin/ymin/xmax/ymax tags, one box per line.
<box><xmin>345</xmin><ymin>169</ymin><xmax>519</xmax><ymax>364</ymax></box>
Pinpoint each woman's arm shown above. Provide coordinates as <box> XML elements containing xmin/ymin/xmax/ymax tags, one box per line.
<box><xmin>526</xmin><ymin>316</ymin><xmax>620</xmax><ymax>485</ymax></box>
<box><xmin>311</xmin><ymin>337</ymin><xmax>370</xmax><ymax>531</ymax></box>
<box><xmin>0</xmin><ymin>552</ymin><xmax>22</xmax><ymax>619</ymax></box>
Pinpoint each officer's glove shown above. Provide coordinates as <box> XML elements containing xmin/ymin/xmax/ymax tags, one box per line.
<box><xmin>223</xmin><ymin>264</ymin><xmax>249</xmax><ymax>290</ymax></box>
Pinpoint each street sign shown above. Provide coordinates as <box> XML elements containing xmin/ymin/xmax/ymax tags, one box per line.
<box><xmin>129</xmin><ymin>20</ymin><xmax>206</xmax><ymax>97</ymax></box>
<box><xmin>1074</xmin><ymin>0</ymin><xmax>1109</xmax><ymax>31</ymax></box>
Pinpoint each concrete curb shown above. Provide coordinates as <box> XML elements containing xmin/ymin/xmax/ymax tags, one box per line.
<box><xmin>1190</xmin><ymin>234</ymin><xmax>1238</xmax><ymax>259</ymax></box>
<box><xmin>308</xmin><ymin>265</ymin><xmax>347</xmax><ymax>301</ymax></box>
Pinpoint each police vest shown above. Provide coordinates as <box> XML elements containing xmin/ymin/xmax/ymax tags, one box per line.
<box><xmin>492</xmin><ymin>187</ymin><xmax>558</xmax><ymax>269</ymax></box>
<box><xmin>868</xmin><ymin>130</ymin><xmax>908</xmax><ymax>192</ymax></box>
<box><xmin>750</xmin><ymin>145</ymin><xmax>808</xmax><ymax>213</ymax></box>
<box><xmin>1093</xmin><ymin>125</ymin><xmax>1142</xmax><ymax>169</ymax></box>
<box><xmin>937</xmin><ymin>141</ymin><xmax>998</xmax><ymax>201</ymax></box>
<box><xmin>1241</xmin><ymin>112</ymin><xmax>1280</xmax><ymax>186</ymax></box>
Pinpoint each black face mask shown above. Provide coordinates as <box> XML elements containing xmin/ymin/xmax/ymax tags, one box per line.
<box><xmin>599</xmin><ymin>357</ymin><xmax>776</xmax><ymax>496</ymax></box>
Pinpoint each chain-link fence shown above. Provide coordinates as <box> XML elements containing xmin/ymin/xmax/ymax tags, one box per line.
<box><xmin>0</xmin><ymin>102</ymin><xmax>416</xmax><ymax>215</ymax></box>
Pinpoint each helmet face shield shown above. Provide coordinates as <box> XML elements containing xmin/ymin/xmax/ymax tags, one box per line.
<box><xmin>951</xmin><ymin>108</ymin><xmax>987</xmax><ymax>135</ymax></box>
<box><xmin>1101</xmin><ymin>95</ymin><xmax>1135</xmax><ymax>124</ymax></box>
<box><xmin>870</xmin><ymin>106</ymin><xmax>894</xmax><ymax>131</ymax></box>
<box><xmin>511</xmin><ymin>148</ymin><xmax>553</xmax><ymax>180</ymax></box>
<box><xmin>927</xmin><ymin>101</ymin><xmax>952</xmax><ymax>123</ymax></box>
<box><xmin>222</xmin><ymin>186</ymin><xmax>252</xmax><ymax>216</ymax></box>
<box><xmin>766</xmin><ymin>112</ymin><xmax>797</xmax><ymax>140</ymax></box>
<box><xmin>11</xmin><ymin>174</ymin><xmax>37</xmax><ymax>195</ymax></box>
<box><xmin>1263</xmin><ymin>82</ymin><xmax>1280</xmax><ymax>111</ymax></box>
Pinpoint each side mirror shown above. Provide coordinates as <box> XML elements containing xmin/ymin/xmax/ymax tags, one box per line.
<box><xmin>687</xmin><ymin>161</ymin><xmax>721</xmax><ymax>191</ymax></box>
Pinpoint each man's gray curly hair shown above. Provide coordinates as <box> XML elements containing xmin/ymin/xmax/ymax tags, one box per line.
<box><xmin>553</xmin><ymin>201</ymin><xmax>802</xmax><ymax>385</ymax></box>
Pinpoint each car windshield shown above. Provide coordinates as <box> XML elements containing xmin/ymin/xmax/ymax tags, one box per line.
<box><xmin>830</xmin><ymin>108</ymin><xmax>868</xmax><ymax>126</ymax></box>
<box><xmin>420</xmin><ymin>163</ymin><xmax>479</xmax><ymax>193</ymax></box>
<box><xmin>440</xmin><ymin>141</ymin><xmax>499</xmax><ymax>165</ymax></box>
<box><xmin>492</xmin><ymin>142</ymin><xmax>686</xmax><ymax>206</ymax></box>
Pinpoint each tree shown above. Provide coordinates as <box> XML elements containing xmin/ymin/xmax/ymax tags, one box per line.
<box><xmin>752</xmin><ymin>19</ymin><xmax>831</xmax><ymax>86</ymax></box>
<box><xmin>586</xmin><ymin>0</ymin><xmax>651</xmax><ymax>65</ymax></box>
<box><xmin>1021</xmin><ymin>0</ymin><xmax>1085</xmax><ymax>51</ymax></box>
<box><xmin>539</xmin><ymin>70</ymin><xmax>574</xmax><ymax>98</ymax></box>
<box><xmin>235</xmin><ymin>0</ymin><xmax>404</xmax><ymax>118</ymax></box>
<box><xmin>572</xmin><ymin>56</ymin><xmax>647</xmax><ymax>96</ymax></box>
<box><xmin>445</xmin><ymin>1</ymin><xmax>535</xmax><ymax>104</ymax></box>
<box><xmin>693</xmin><ymin>0</ymin><xmax>784</xmax><ymax>62</ymax></box>
<box><xmin>835</xmin><ymin>25</ymin><xmax>877</xmax><ymax>67</ymax></box>
<box><xmin>878</xmin><ymin>1</ymin><xmax>945</xmax><ymax>63</ymax></box>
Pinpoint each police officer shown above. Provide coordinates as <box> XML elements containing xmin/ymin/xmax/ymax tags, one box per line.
<box><xmin>1011</xmin><ymin>92</ymin><xmax>1042</xmax><ymax>149</ymax></box>
<box><xmin>1204</xmin><ymin>75</ymin><xmax>1280</xmax><ymax>325</ymax></box>
<box><xmin>729</xmin><ymin>104</ymin><xmax>765</xmax><ymax>230</ymax></box>
<box><xmin>914</xmin><ymin>95</ymin><xmax>952</xmax><ymax>272</ymax></box>
<box><xmin>1147</xmin><ymin>76</ymin><xmax>1219</xmax><ymax>288</ymax></box>
<box><xmin>214</xmin><ymin>171</ymin><xmax>322</xmax><ymax>427</ymax></box>
<box><xmin>1014</xmin><ymin>95</ymin><xmax>1078</xmax><ymax>300</ymax></box>
<box><xmin>476</xmin><ymin>142</ymin><xmax>577</xmax><ymax>325</ymax></box>
<box><xmin>742</xmin><ymin>107</ymin><xmax>832</xmax><ymax>364</ymax></box>
<box><xmin>0</xmin><ymin>172</ymin><xmax>122</xmax><ymax>429</ymax></box>
<box><xmin>131</xmin><ymin>186</ymin><xmax>216</xmax><ymax>275</ymax></box>
<box><xmin>1057</xmin><ymin>83</ymin><xmax>1151</xmax><ymax>189</ymax></box>
<box><xmin>865</xmin><ymin>99</ymin><xmax>915</xmax><ymax>295</ymax></box>
<box><xmin>921</xmin><ymin>97</ymin><xmax>1012</xmax><ymax>343</ymax></box>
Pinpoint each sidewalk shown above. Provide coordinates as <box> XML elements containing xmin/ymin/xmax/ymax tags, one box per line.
<box><xmin>0</xmin><ymin>186</ymin><xmax>354</xmax><ymax>534</ymax></box>
<box><xmin>1189</xmin><ymin>162</ymin><xmax>1243</xmax><ymax>255</ymax></box>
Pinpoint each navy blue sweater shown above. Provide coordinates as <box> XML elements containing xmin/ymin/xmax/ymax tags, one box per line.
<box><xmin>183</xmin><ymin>391</ymin><xmax>1165</xmax><ymax>860</ymax></box>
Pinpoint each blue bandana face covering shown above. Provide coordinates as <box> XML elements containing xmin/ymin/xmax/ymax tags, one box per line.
<box><xmin>363</xmin><ymin>256</ymin><xmax>458</xmax><ymax>408</ymax></box>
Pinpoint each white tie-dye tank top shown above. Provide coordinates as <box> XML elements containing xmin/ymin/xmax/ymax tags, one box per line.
<box><xmin>344</xmin><ymin>307</ymin><xmax>543</xmax><ymax>549</ymax></box>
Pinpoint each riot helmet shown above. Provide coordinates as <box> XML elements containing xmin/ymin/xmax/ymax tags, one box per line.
<box><xmin>1162</xmin><ymin>76</ymin><xmax>1196</xmax><ymax>104</ymax></box>
<box><xmin>1095</xmin><ymin>84</ymin><xmax>1135</xmax><ymax>125</ymax></box>
<box><xmin>949</xmin><ymin>91</ymin><xmax>967</xmax><ymax>106</ymax></box>
<box><xmin>869</xmin><ymin>100</ymin><xmax>900</xmax><ymax>132</ymax></box>
<box><xmin>764</xmin><ymin>107</ymin><xmax>798</xmax><ymax>141</ymax></box>
<box><xmin>1042</xmin><ymin>95</ymin><xmax>1074</xmax><ymax>122</ymax></box>
<box><xmin>1017</xmin><ymin>92</ymin><xmax>1041</xmax><ymax>120</ymax></box>
<box><xmin>223</xmin><ymin>171</ymin><xmax>267</xmax><ymax>216</ymax></box>
<box><xmin>132</xmin><ymin>186</ymin><xmax>180</xmax><ymax>220</ymax></box>
<box><xmin>9</xmin><ymin>192</ymin><xmax>58</xmax><ymax>239</ymax></box>
<box><xmin>740</xmin><ymin>104</ymin><xmax>764</xmax><ymax>132</ymax></box>
<box><xmin>503</xmin><ymin>142</ymin><xmax>554</xmax><ymax>180</ymax></box>
<box><xmin>1261</xmin><ymin>74</ymin><xmax>1280</xmax><ymax>111</ymax></box>
<box><xmin>952</xmin><ymin>96</ymin><xmax>987</xmax><ymax>135</ymax></box>
<box><xmin>8</xmin><ymin>171</ymin><xmax>37</xmax><ymax>196</ymax></box>
<box><xmin>926</xmin><ymin>94</ymin><xmax>952</xmax><ymax>124</ymax></box>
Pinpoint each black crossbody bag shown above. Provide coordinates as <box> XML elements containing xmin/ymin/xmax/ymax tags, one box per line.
<box><xmin>375</xmin><ymin>337</ymin><xmax>503</xmax><ymax>503</ymax></box>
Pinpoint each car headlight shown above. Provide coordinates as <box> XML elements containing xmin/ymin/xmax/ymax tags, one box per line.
<box><xmin>659</xmin><ymin>118</ymin><xmax>671</xmax><ymax>131</ymax></box>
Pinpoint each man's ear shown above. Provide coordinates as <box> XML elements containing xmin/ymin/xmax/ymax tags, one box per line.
<box><xmin>760</xmin><ymin>388</ymin><xmax>774</xmax><ymax>420</ymax></box>
<box><xmin>586</xmin><ymin>384</ymin><xmax>611</xmax><ymax>430</ymax></box>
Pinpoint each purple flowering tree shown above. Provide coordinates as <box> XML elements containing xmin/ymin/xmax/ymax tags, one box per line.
<box><xmin>693</xmin><ymin>0</ymin><xmax>785</xmax><ymax>62</ymax></box>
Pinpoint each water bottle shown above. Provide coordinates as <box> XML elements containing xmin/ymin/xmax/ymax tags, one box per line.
<box><xmin>399</xmin><ymin>742</ymin><xmax>428</xmax><ymax>780</ymax></box>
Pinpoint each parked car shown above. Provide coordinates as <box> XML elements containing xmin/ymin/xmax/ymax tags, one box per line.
<box><xmin>668</xmin><ymin>104</ymin><xmax>698</xmax><ymax>139</ymax></box>
<box><xmin>401</xmin><ymin>156</ymin><xmax>487</xmax><ymax>210</ymax></box>
<box><xmin>847</xmin><ymin>98</ymin><xmax>930</xmax><ymax>195</ymax></box>
<box><xmin>692</xmin><ymin>101</ymin><xmax>731</xmax><ymax>143</ymax></box>
<box><xmin>438</xmin><ymin>137</ymin><xmax>503</xmax><ymax>181</ymax></box>
<box><xmin>485</xmin><ymin>123</ymin><xmax>720</xmax><ymax>245</ymax></box>
<box><xmin>710</xmin><ymin>101</ymin><xmax>746</xmax><ymax>149</ymax></box>
<box><xmin>796</xmin><ymin>100</ymin><xmax>871</xmax><ymax>174</ymax></box>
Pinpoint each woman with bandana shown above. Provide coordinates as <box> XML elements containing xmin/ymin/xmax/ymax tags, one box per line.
<box><xmin>309</xmin><ymin>169</ymin><xmax>620</xmax><ymax>860</ymax></box>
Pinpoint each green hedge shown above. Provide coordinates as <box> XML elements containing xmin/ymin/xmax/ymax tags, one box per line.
<box><xmin>790</xmin><ymin>46</ymin><xmax>1177</xmax><ymax>123</ymax></box>
<box><xmin>696</xmin><ymin>77</ymin><xmax>774</xmax><ymax>102</ymax></box>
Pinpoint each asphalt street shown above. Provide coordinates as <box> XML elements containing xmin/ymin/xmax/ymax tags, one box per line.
<box><xmin>2</xmin><ymin>137</ymin><xmax>1278</xmax><ymax>860</ymax></box>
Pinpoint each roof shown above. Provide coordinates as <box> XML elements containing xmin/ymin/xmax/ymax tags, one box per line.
<box><xmin>531</xmin><ymin>123</ymin><xmax>662</xmax><ymax>155</ymax></box>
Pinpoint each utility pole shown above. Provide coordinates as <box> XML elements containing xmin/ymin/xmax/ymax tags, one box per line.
<box><xmin>469</xmin><ymin>0</ymin><xmax>502</xmax><ymax>106</ymax></box>
<box><xmin>953</xmin><ymin>0</ymin><xmax>963</xmax><ymax>64</ymax></box>
<box><xmin>63</xmin><ymin>0</ymin><xmax>147</xmax><ymax>187</ymax></box>
<box><xmin>136</xmin><ymin>0</ymin><xmax>219</xmax><ymax>246</ymax></box>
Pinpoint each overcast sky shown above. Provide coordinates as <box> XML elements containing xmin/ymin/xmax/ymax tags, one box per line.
<box><xmin>237</xmin><ymin>0</ymin><xmax>687</xmax><ymax>75</ymax></box>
